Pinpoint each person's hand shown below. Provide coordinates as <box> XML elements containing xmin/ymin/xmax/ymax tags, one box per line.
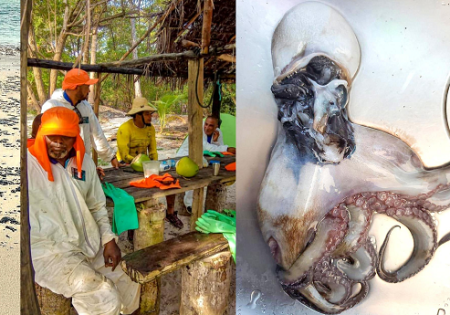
<box><xmin>96</xmin><ymin>167</ymin><xmax>105</xmax><ymax>181</ymax></box>
<box><xmin>103</xmin><ymin>239</ymin><xmax>121</xmax><ymax>271</ymax></box>
<box><xmin>227</xmin><ymin>147</ymin><xmax>236</xmax><ymax>154</ymax></box>
<box><xmin>111</xmin><ymin>157</ymin><xmax>120</xmax><ymax>169</ymax></box>
<box><xmin>213</xmin><ymin>130</ymin><xmax>220</xmax><ymax>142</ymax></box>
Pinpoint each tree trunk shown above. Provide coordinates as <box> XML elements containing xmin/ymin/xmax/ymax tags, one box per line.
<box><xmin>82</xmin><ymin>0</ymin><xmax>91</xmax><ymax>64</ymax></box>
<box><xmin>49</xmin><ymin>0</ymin><xmax>71</xmax><ymax>94</ymax></box>
<box><xmin>28</xmin><ymin>22</ymin><xmax>48</xmax><ymax>104</ymax></box>
<box><xmin>88</xmin><ymin>27</ymin><xmax>98</xmax><ymax>105</ymax></box>
<box><xmin>180</xmin><ymin>251</ymin><xmax>232</xmax><ymax>315</ymax></box>
<box><xmin>27</xmin><ymin>82</ymin><xmax>41</xmax><ymax>112</ymax></box>
<box><xmin>131</xmin><ymin>17</ymin><xmax>142</xmax><ymax>98</ymax></box>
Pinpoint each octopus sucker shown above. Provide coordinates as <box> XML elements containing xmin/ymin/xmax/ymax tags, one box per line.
<box><xmin>259</xmin><ymin>1</ymin><xmax>450</xmax><ymax>313</ymax></box>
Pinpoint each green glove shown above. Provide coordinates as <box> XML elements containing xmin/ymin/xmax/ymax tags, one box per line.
<box><xmin>195</xmin><ymin>212</ymin><xmax>236</xmax><ymax>263</ymax></box>
<box><xmin>211</xmin><ymin>151</ymin><xmax>224</xmax><ymax>157</ymax></box>
<box><xmin>223</xmin><ymin>209</ymin><xmax>236</xmax><ymax>218</ymax></box>
<box><xmin>203</xmin><ymin>150</ymin><xmax>216</xmax><ymax>157</ymax></box>
<box><xmin>196</xmin><ymin>216</ymin><xmax>235</xmax><ymax>234</ymax></box>
<box><xmin>102</xmin><ymin>182</ymin><xmax>139</xmax><ymax>235</ymax></box>
<box><xmin>204</xmin><ymin>210</ymin><xmax>236</xmax><ymax>226</ymax></box>
<box><xmin>223</xmin><ymin>233</ymin><xmax>236</xmax><ymax>262</ymax></box>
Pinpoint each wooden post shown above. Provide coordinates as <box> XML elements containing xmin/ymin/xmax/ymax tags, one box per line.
<box><xmin>34</xmin><ymin>284</ymin><xmax>71</xmax><ymax>315</ymax></box>
<box><xmin>201</xmin><ymin>0</ymin><xmax>213</xmax><ymax>55</ymax></box>
<box><xmin>92</xmin><ymin>73</ymin><xmax>101</xmax><ymax>166</ymax></box>
<box><xmin>180</xmin><ymin>251</ymin><xmax>232</xmax><ymax>315</ymax></box>
<box><xmin>175</xmin><ymin>192</ymin><xmax>190</xmax><ymax>216</ymax></box>
<box><xmin>134</xmin><ymin>199</ymin><xmax>166</xmax><ymax>315</ymax></box>
<box><xmin>205</xmin><ymin>182</ymin><xmax>226</xmax><ymax>213</ymax></box>
<box><xmin>21</xmin><ymin>0</ymin><xmax>41</xmax><ymax>313</ymax></box>
<box><xmin>188</xmin><ymin>58</ymin><xmax>205</xmax><ymax>230</ymax></box>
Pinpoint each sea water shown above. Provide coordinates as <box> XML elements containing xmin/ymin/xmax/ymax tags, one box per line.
<box><xmin>0</xmin><ymin>0</ymin><xmax>20</xmax><ymax>47</ymax></box>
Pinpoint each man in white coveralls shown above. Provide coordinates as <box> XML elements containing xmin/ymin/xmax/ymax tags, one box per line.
<box><xmin>41</xmin><ymin>68</ymin><xmax>120</xmax><ymax>168</ymax></box>
<box><xmin>28</xmin><ymin>107</ymin><xmax>139</xmax><ymax>315</ymax></box>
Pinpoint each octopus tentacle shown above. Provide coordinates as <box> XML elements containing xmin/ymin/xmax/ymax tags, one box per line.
<box><xmin>313</xmin><ymin>259</ymin><xmax>352</xmax><ymax>304</ymax></box>
<box><xmin>335</xmin><ymin>242</ymin><xmax>377</xmax><ymax>281</ymax></box>
<box><xmin>377</xmin><ymin>209</ymin><xmax>438</xmax><ymax>283</ymax></box>
<box><xmin>278</xmin><ymin>207</ymin><xmax>349</xmax><ymax>285</ymax></box>
<box><xmin>285</xmin><ymin>281</ymin><xmax>370</xmax><ymax>314</ymax></box>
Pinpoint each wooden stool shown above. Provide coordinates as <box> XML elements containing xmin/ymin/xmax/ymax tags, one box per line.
<box><xmin>133</xmin><ymin>200</ymin><xmax>166</xmax><ymax>315</ymax></box>
<box><xmin>180</xmin><ymin>251</ymin><xmax>232</xmax><ymax>315</ymax></box>
<box><xmin>34</xmin><ymin>283</ymin><xmax>71</xmax><ymax>315</ymax></box>
<box><xmin>121</xmin><ymin>232</ymin><xmax>230</xmax><ymax>315</ymax></box>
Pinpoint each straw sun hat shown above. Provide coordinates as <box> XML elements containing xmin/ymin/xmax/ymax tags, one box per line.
<box><xmin>126</xmin><ymin>97</ymin><xmax>157</xmax><ymax>116</ymax></box>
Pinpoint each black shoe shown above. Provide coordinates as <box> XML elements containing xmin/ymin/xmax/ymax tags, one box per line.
<box><xmin>165</xmin><ymin>211</ymin><xmax>184</xmax><ymax>229</ymax></box>
<box><xmin>186</xmin><ymin>206</ymin><xmax>192</xmax><ymax>214</ymax></box>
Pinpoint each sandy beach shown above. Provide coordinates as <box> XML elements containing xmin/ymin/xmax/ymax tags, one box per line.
<box><xmin>0</xmin><ymin>46</ymin><xmax>20</xmax><ymax>313</ymax></box>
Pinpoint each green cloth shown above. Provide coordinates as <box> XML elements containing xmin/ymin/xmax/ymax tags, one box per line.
<box><xmin>203</xmin><ymin>150</ymin><xmax>224</xmax><ymax>157</ymax></box>
<box><xmin>219</xmin><ymin>113</ymin><xmax>236</xmax><ymax>147</ymax></box>
<box><xmin>102</xmin><ymin>182</ymin><xmax>139</xmax><ymax>235</ymax></box>
<box><xmin>195</xmin><ymin>210</ymin><xmax>236</xmax><ymax>262</ymax></box>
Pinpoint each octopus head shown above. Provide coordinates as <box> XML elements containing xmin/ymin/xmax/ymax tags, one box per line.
<box><xmin>270</xmin><ymin>1</ymin><xmax>361</xmax><ymax>165</ymax></box>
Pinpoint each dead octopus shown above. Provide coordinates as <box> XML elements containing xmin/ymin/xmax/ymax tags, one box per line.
<box><xmin>258</xmin><ymin>2</ymin><xmax>450</xmax><ymax>314</ymax></box>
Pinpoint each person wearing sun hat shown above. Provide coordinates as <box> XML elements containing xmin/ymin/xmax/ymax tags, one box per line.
<box><xmin>28</xmin><ymin>107</ymin><xmax>140</xmax><ymax>315</ymax></box>
<box><xmin>116</xmin><ymin>96</ymin><xmax>158</xmax><ymax>163</ymax></box>
<box><xmin>116</xmin><ymin>97</ymin><xmax>184</xmax><ymax>229</ymax></box>
<box><xmin>41</xmin><ymin>68</ymin><xmax>120</xmax><ymax>169</ymax></box>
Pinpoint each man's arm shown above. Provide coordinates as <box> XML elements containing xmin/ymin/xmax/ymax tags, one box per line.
<box><xmin>83</xmin><ymin>101</ymin><xmax>117</xmax><ymax>162</ymax></box>
<box><xmin>84</xmin><ymin>156</ymin><xmax>117</xmax><ymax>247</ymax></box>
<box><xmin>148</xmin><ymin>125</ymin><xmax>158</xmax><ymax>161</ymax></box>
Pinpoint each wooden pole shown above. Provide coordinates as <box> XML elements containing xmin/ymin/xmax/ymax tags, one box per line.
<box><xmin>134</xmin><ymin>199</ymin><xmax>166</xmax><ymax>315</ymax></box>
<box><xmin>180</xmin><ymin>251</ymin><xmax>232</xmax><ymax>315</ymax></box>
<box><xmin>21</xmin><ymin>0</ymin><xmax>41</xmax><ymax>312</ymax></box>
<box><xmin>188</xmin><ymin>58</ymin><xmax>204</xmax><ymax>230</ymax></box>
<box><xmin>34</xmin><ymin>284</ymin><xmax>71</xmax><ymax>315</ymax></box>
<box><xmin>201</xmin><ymin>0</ymin><xmax>213</xmax><ymax>55</ymax></box>
<box><xmin>205</xmin><ymin>181</ymin><xmax>227</xmax><ymax>212</ymax></box>
<box><xmin>92</xmin><ymin>73</ymin><xmax>101</xmax><ymax>166</ymax></box>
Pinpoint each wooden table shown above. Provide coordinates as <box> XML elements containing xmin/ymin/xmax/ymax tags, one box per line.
<box><xmin>103</xmin><ymin>155</ymin><xmax>236</xmax><ymax>205</ymax></box>
<box><xmin>104</xmin><ymin>156</ymin><xmax>235</xmax><ymax>314</ymax></box>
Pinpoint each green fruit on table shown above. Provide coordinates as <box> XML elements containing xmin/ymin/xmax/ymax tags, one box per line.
<box><xmin>176</xmin><ymin>157</ymin><xmax>199</xmax><ymax>177</ymax></box>
<box><xmin>130</xmin><ymin>154</ymin><xmax>151</xmax><ymax>172</ymax></box>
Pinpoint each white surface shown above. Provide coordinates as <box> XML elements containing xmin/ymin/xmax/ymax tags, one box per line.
<box><xmin>236</xmin><ymin>0</ymin><xmax>450</xmax><ymax>314</ymax></box>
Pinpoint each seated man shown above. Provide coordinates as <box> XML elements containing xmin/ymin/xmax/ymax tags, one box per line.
<box><xmin>174</xmin><ymin>115</ymin><xmax>236</xmax><ymax>212</ymax></box>
<box><xmin>116</xmin><ymin>97</ymin><xmax>183</xmax><ymax>229</ymax></box>
<box><xmin>28</xmin><ymin>107</ymin><xmax>140</xmax><ymax>315</ymax></box>
<box><xmin>116</xmin><ymin>97</ymin><xmax>158</xmax><ymax>163</ymax></box>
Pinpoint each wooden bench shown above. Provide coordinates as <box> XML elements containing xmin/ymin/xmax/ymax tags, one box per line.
<box><xmin>121</xmin><ymin>231</ymin><xmax>232</xmax><ymax>315</ymax></box>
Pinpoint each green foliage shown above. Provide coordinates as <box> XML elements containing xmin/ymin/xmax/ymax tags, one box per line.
<box><xmin>154</xmin><ymin>94</ymin><xmax>186</xmax><ymax>133</ymax></box>
<box><xmin>27</xmin><ymin>0</ymin><xmax>236</xmax><ymax>120</ymax></box>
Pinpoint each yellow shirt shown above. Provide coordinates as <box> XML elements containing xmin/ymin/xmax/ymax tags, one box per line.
<box><xmin>116</xmin><ymin>119</ymin><xmax>158</xmax><ymax>163</ymax></box>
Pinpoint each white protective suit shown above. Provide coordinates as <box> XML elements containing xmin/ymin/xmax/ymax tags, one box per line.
<box><xmin>176</xmin><ymin>127</ymin><xmax>228</xmax><ymax>208</ymax></box>
<box><xmin>28</xmin><ymin>151</ymin><xmax>140</xmax><ymax>315</ymax></box>
<box><xmin>41</xmin><ymin>89</ymin><xmax>116</xmax><ymax>162</ymax></box>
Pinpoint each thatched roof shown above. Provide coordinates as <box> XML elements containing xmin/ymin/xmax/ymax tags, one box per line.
<box><xmin>140</xmin><ymin>0</ymin><xmax>236</xmax><ymax>82</ymax></box>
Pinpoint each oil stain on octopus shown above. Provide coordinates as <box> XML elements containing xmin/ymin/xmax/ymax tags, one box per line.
<box><xmin>257</xmin><ymin>2</ymin><xmax>450</xmax><ymax>314</ymax></box>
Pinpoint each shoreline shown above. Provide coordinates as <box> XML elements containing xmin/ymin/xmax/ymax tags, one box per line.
<box><xmin>0</xmin><ymin>44</ymin><xmax>20</xmax><ymax>56</ymax></box>
<box><xmin>0</xmin><ymin>52</ymin><xmax>20</xmax><ymax>313</ymax></box>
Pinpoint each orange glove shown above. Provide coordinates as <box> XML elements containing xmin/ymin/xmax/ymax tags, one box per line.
<box><xmin>224</xmin><ymin>162</ymin><xmax>236</xmax><ymax>171</ymax></box>
<box><xmin>130</xmin><ymin>173</ymin><xmax>181</xmax><ymax>190</ymax></box>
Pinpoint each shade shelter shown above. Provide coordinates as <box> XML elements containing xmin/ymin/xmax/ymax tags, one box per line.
<box><xmin>20</xmin><ymin>0</ymin><xmax>235</xmax><ymax>313</ymax></box>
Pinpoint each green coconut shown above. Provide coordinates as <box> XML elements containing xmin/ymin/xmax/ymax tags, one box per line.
<box><xmin>130</xmin><ymin>154</ymin><xmax>151</xmax><ymax>172</ymax></box>
<box><xmin>176</xmin><ymin>157</ymin><xmax>199</xmax><ymax>177</ymax></box>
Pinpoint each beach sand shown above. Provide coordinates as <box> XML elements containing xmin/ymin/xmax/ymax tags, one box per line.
<box><xmin>0</xmin><ymin>46</ymin><xmax>20</xmax><ymax>313</ymax></box>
